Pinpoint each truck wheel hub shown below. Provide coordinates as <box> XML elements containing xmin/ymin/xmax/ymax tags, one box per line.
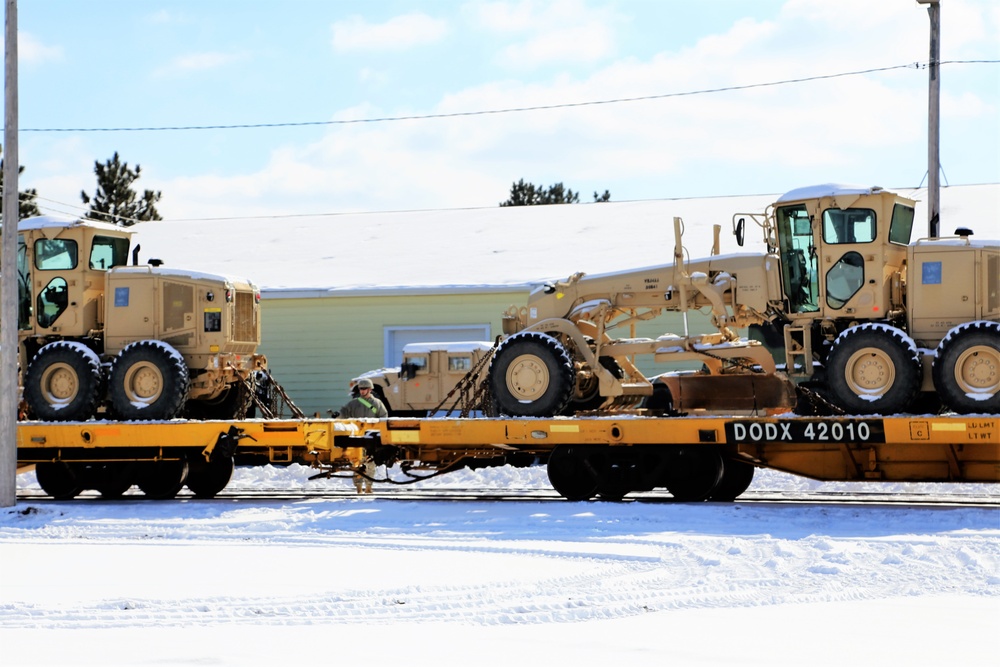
<box><xmin>506</xmin><ymin>354</ymin><xmax>549</xmax><ymax>400</ymax></box>
<box><xmin>845</xmin><ymin>349</ymin><xmax>894</xmax><ymax>394</ymax></box>
<box><xmin>956</xmin><ymin>347</ymin><xmax>999</xmax><ymax>393</ymax></box>
<box><xmin>41</xmin><ymin>363</ymin><xmax>79</xmax><ymax>405</ymax></box>
<box><xmin>124</xmin><ymin>363</ymin><xmax>163</xmax><ymax>402</ymax></box>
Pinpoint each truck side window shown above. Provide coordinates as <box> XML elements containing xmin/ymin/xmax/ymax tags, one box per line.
<box><xmin>36</xmin><ymin>277</ymin><xmax>69</xmax><ymax>328</ymax></box>
<box><xmin>91</xmin><ymin>235</ymin><xmax>130</xmax><ymax>269</ymax></box>
<box><xmin>826</xmin><ymin>252</ymin><xmax>865</xmax><ymax>309</ymax></box>
<box><xmin>888</xmin><ymin>204</ymin><xmax>914</xmax><ymax>245</ymax></box>
<box><xmin>34</xmin><ymin>239</ymin><xmax>78</xmax><ymax>270</ymax></box>
<box><xmin>822</xmin><ymin>208</ymin><xmax>875</xmax><ymax>244</ymax></box>
<box><xmin>448</xmin><ymin>356</ymin><xmax>472</xmax><ymax>372</ymax></box>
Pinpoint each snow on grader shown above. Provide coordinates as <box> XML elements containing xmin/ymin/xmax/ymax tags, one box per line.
<box><xmin>488</xmin><ymin>184</ymin><xmax>999</xmax><ymax>419</ymax></box>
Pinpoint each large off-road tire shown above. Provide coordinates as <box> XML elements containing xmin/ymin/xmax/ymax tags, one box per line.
<box><xmin>824</xmin><ymin>324</ymin><xmax>921</xmax><ymax>415</ymax></box>
<box><xmin>108</xmin><ymin>341</ymin><xmax>189</xmax><ymax>421</ymax></box>
<box><xmin>23</xmin><ymin>342</ymin><xmax>103</xmax><ymax>422</ymax></box>
<box><xmin>489</xmin><ymin>332</ymin><xmax>575</xmax><ymax>417</ymax></box>
<box><xmin>932</xmin><ymin>321</ymin><xmax>1000</xmax><ymax>414</ymax></box>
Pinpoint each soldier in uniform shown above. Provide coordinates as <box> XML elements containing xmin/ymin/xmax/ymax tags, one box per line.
<box><xmin>338</xmin><ymin>378</ymin><xmax>387</xmax><ymax>493</ymax></box>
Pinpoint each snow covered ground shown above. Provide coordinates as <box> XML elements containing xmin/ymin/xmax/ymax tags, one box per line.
<box><xmin>3</xmin><ymin>464</ymin><xmax>998</xmax><ymax>667</ymax></box>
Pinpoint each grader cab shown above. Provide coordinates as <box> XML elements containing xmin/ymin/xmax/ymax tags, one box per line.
<box><xmin>489</xmin><ymin>185</ymin><xmax>999</xmax><ymax>417</ymax></box>
<box><xmin>16</xmin><ymin>216</ymin><xmax>266</xmax><ymax>422</ymax></box>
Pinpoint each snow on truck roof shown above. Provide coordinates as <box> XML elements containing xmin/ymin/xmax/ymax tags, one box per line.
<box><xmin>17</xmin><ymin>215</ymin><xmax>131</xmax><ymax>234</ymax></box>
<box><xmin>110</xmin><ymin>265</ymin><xmax>259</xmax><ymax>287</ymax></box>
<box><xmin>403</xmin><ymin>341</ymin><xmax>495</xmax><ymax>353</ymax></box>
<box><xmin>775</xmin><ymin>184</ymin><xmax>889</xmax><ymax>202</ymax></box>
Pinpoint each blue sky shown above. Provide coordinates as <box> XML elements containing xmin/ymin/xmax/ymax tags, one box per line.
<box><xmin>9</xmin><ymin>0</ymin><xmax>1000</xmax><ymax>220</ymax></box>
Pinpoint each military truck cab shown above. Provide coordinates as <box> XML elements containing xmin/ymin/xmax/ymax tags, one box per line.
<box><xmin>16</xmin><ymin>216</ymin><xmax>266</xmax><ymax>422</ymax></box>
<box><xmin>353</xmin><ymin>341</ymin><xmax>494</xmax><ymax>416</ymax></box>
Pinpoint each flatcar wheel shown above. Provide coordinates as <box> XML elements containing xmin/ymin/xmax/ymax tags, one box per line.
<box><xmin>94</xmin><ymin>463</ymin><xmax>136</xmax><ymax>499</ymax></box>
<box><xmin>547</xmin><ymin>446</ymin><xmax>598</xmax><ymax>501</ymax></box>
<box><xmin>186</xmin><ymin>457</ymin><xmax>235</xmax><ymax>498</ymax></box>
<box><xmin>662</xmin><ymin>447</ymin><xmax>723</xmax><ymax>502</ymax></box>
<box><xmin>708</xmin><ymin>459</ymin><xmax>755</xmax><ymax>502</ymax></box>
<box><xmin>35</xmin><ymin>462</ymin><xmax>84</xmax><ymax>500</ymax></box>
<box><xmin>136</xmin><ymin>460</ymin><xmax>190</xmax><ymax>500</ymax></box>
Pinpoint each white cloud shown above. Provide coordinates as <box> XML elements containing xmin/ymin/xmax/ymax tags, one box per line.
<box><xmin>331</xmin><ymin>13</ymin><xmax>449</xmax><ymax>52</ymax></box>
<box><xmin>17</xmin><ymin>32</ymin><xmax>63</xmax><ymax>64</ymax></box>
<box><xmin>466</xmin><ymin>0</ymin><xmax>620</xmax><ymax>67</ymax></box>
<box><xmin>33</xmin><ymin>0</ymin><xmax>994</xmax><ymax>220</ymax></box>
<box><xmin>153</xmin><ymin>51</ymin><xmax>248</xmax><ymax>77</ymax></box>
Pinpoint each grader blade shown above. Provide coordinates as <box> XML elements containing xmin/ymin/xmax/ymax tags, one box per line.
<box><xmin>652</xmin><ymin>372</ymin><xmax>796</xmax><ymax>416</ymax></box>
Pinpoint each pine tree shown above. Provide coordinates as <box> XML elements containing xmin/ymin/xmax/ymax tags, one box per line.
<box><xmin>500</xmin><ymin>179</ymin><xmax>608</xmax><ymax>206</ymax></box>
<box><xmin>81</xmin><ymin>152</ymin><xmax>162</xmax><ymax>226</ymax></box>
<box><xmin>0</xmin><ymin>145</ymin><xmax>41</xmax><ymax>220</ymax></box>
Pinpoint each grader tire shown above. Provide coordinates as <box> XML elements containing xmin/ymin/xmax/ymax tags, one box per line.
<box><xmin>23</xmin><ymin>342</ymin><xmax>103</xmax><ymax>422</ymax></box>
<box><xmin>932</xmin><ymin>321</ymin><xmax>1000</xmax><ymax>414</ymax></box>
<box><xmin>825</xmin><ymin>325</ymin><xmax>921</xmax><ymax>415</ymax></box>
<box><xmin>489</xmin><ymin>332</ymin><xmax>575</xmax><ymax>417</ymax></box>
<box><xmin>108</xmin><ymin>341</ymin><xmax>189</xmax><ymax>421</ymax></box>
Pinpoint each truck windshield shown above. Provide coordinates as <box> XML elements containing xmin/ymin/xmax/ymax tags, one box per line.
<box><xmin>775</xmin><ymin>204</ymin><xmax>818</xmax><ymax>313</ymax></box>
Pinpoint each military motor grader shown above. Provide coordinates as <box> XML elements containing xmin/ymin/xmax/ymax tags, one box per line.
<box><xmin>15</xmin><ymin>216</ymin><xmax>267</xmax><ymax>423</ymax></box>
<box><xmin>490</xmin><ymin>184</ymin><xmax>999</xmax><ymax>417</ymax></box>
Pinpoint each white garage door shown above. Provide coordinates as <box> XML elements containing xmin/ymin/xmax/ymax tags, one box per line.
<box><xmin>384</xmin><ymin>325</ymin><xmax>492</xmax><ymax>366</ymax></box>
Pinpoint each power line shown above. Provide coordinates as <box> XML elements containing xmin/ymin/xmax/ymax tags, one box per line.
<box><xmin>21</xmin><ymin>60</ymin><xmax>997</xmax><ymax>134</ymax></box>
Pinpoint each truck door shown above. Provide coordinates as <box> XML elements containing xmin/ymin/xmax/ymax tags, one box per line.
<box><xmin>775</xmin><ymin>204</ymin><xmax>819</xmax><ymax>314</ymax></box>
<box><xmin>820</xmin><ymin>207</ymin><xmax>876</xmax><ymax>312</ymax></box>
<box><xmin>31</xmin><ymin>237</ymin><xmax>78</xmax><ymax>330</ymax></box>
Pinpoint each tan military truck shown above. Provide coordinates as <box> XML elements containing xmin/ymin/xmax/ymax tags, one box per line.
<box><xmin>490</xmin><ymin>185</ymin><xmax>999</xmax><ymax>417</ymax></box>
<box><xmin>352</xmin><ymin>341</ymin><xmax>495</xmax><ymax>416</ymax></box>
<box><xmin>16</xmin><ymin>215</ymin><xmax>266</xmax><ymax>422</ymax></box>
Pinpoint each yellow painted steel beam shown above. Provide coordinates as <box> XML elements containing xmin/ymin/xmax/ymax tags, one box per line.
<box><xmin>15</xmin><ymin>414</ymin><xmax>1000</xmax><ymax>484</ymax></box>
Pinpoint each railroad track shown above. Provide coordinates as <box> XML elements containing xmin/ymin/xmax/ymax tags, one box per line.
<box><xmin>15</xmin><ymin>487</ymin><xmax>1000</xmax><ymax>507</ymax></box>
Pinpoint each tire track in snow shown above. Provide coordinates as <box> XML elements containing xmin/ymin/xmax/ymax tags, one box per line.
<box><xmin>5</xmin><ymin>532</ymin><xmax>997</xmax><ymax>629</ymax></box>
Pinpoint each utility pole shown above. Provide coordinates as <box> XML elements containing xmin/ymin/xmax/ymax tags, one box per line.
<box><xmin>917</xmin><ymin>0</ymin><xmax>941</xmax><ymax>238</ymax></box>
<box><xmin>1</xmin><ymin>0</ymin><xmax>18</xmax><ymax>507</ymax></box>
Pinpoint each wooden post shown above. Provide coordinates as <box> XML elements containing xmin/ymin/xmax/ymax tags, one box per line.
<box><xmin>1</xmin><ymin>0</ymin><xmax>19</xmax><ymax>507</ymax></box>
<box><xmin>918</xmin><ymin>0</ymin><xmax>941</xmax><ymax>238</ymax></box>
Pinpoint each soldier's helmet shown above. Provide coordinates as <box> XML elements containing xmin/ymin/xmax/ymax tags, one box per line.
<box><xmin>356</xmin><ymin>378</ymin><xmax>374</xmax><ymax>389</ymax></box>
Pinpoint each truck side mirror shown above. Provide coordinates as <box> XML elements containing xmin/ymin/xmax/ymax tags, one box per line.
<box><xmin>734</xmin><ymin>218</ymin><xmax>745</xmax><ymax>247</ymax></box>
<box><xmin>401</xmin><ymin>362</ymin><xmax>418</xmax><ymax>380</ymax></box>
